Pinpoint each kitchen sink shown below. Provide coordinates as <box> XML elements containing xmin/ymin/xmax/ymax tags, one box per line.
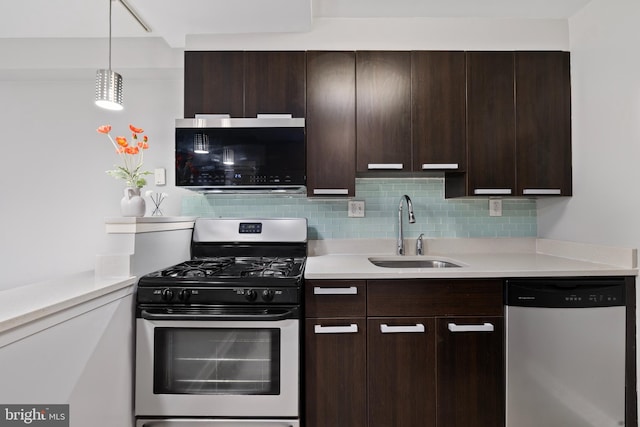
<box><xmin>368</xmin><ymin>257</ymin><xmax>462</xmax><ymax>269</ymax></box>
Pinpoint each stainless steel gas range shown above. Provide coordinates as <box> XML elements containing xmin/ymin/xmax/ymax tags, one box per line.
<box><xmin>134</xmin><ymin>218</ymin><xmax>307</xmax><ymax>427</ymax></box>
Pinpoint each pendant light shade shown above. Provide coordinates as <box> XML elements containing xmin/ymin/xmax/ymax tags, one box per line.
<box><xmin>95</xmin><ymin>69</ymin><xmax>123</xmax><ymax>110</ymax></box>
<box><xmin>95</xmin><ymin>0</ymin><xmax>124</xmax><ymax>110</ymax></box>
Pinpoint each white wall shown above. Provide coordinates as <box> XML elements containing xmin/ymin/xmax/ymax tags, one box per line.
<box><xmin>0</xmin><ymin>39</ymin><xmax>187</xmax><ymax>290</ymax></box>
<box><xmin>537</xmin><ymin>0</ymin><xmax>640</xmax><ymax>250</ymax></box>
<box><xmin>0</xmin><ymin>19</ymin><xmax>570</xmax><ymax>290</ymax></box>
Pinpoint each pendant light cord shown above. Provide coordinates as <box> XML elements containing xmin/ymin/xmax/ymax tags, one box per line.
<box><xmin>108</xmin><ymin>0</ymin><xmax>112</xmax><ymax>72</ymax></box>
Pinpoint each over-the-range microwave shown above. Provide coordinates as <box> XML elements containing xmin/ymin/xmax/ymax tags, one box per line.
<box><xmin>175</xmin><ymin>116</ymin><xmax>306</xmax><ymax>193</ymax></box>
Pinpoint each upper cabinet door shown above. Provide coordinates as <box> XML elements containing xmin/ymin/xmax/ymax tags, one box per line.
<box><xmin>515</xmin><ymin>51</ymin><xmax>572</xmax><ymax>196</ymax></box>
<box><xmin>306</xmin><ymin>51</ymin><xmax>357</xmax><ymax>197</ymax></box>
<box><xmin>244</xmin><ymin>51</ymin><xmax>306</xmax><ymax>118</ymax></box>
<box><xmin>412</xmin><ymin>51</ymin><xmax>467</xmax><ymax>172</ymax></box>
<box><xmin>184</xmin><ymin>51</ymin><xmax>244</xmax><ymax>118</ymax></box>
<box><xmin>466</xmin><ymin>51</ymin><xmax>516</xmax><ymax>196</ymax></box>
<box><xmin>356</xmin><ymin>51</ymin><xmax>412</xmax><ymax>173</ymax></box>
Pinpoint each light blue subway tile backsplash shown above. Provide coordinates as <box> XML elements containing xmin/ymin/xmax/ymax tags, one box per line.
<box><xmin>181</xmin><ymin>178</ymin><xmax>537</xmax><ymax>239</ymax></box>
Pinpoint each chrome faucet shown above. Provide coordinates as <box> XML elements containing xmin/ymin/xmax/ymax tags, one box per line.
<box><xmin>416</xmin><ymin>233</ymin><xmax>424</xmax><ymax>255</ymax></box>
<box><xmin>397</xmin><ymin>195</ymin><xmax>416</xmax><ymax>255</ymax></box>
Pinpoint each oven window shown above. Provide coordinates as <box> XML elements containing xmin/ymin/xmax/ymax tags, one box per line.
<box><xmin>153</xmin><ymin>328</ymin><xmax>281</xmax><ymax>395</ymax></box>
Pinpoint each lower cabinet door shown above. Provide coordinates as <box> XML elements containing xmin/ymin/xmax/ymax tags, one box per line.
<box><xmin>436</xmin><ymin>317</ymin><xmax>505</xmax><ymax>427</ymax></box>
<box><xmin>368</xmin><ymin>317</ymin><xmax>436</xmax><ymax>427</ymax></box>
<box><xmin>305</xmin><ymin>318</ymin><xmax>367</xmax><ymax>427</ymax></box>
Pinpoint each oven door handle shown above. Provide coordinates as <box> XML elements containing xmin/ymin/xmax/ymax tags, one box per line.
<box><xmin>139</xmin><ymin>307</ymin><xmax>299</xmax><ymax>321</ymax></box>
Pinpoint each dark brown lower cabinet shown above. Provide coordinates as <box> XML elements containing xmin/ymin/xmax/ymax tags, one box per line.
<box><xmin>368</xmin><ymin>317</ymin><xmax>436</xmax><ymax>427</ymax></box>
<box><xmin>304</xmin><ymin>280</ymin><xmax>505</xmax><ymax>427</ymax></box>
<box><xmin>436</xmin><ymin>317</ymin><xmax>505</xmax><ymax>427</ymax></box>
<box><xmin>305</xmin><ymin>318</ymin><xmax>367</xmax><ymax>427</ymax></box>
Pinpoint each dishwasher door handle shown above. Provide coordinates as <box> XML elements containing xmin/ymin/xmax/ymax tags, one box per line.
<box><xmin>447</xmin><ymin>322</ymin><xmax>495</xmax><ymax>333</ymax></box>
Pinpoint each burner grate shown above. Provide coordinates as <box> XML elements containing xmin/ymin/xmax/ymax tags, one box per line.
<box><xmin>158</xmin><ymin>256</ymin><xmax>301</xmax><ymax>279</ymax></box>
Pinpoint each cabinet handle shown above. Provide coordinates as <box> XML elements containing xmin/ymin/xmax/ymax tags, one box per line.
<box><xmin>314</xmin><ymin>324</ymin><xmax>358</xmax><ymax>334</ymax></box>
<box><xmin>447</xmin><ymin>322</ymin><xmax>494</xmax><ymax>333</ymax></box>
<box><xmin>313</xmin><ymin>286</ymin><xmax>358</xmax><ymax>295</ymax></box>
<box><xmin>421</xmin><ymin>163</ymin><xmax>459</xmax><ymax>170</ymax></box>
<box><xmin>380</xmin><ymin>323</ymin><xmax>425</xmax><ymax>334</ymax></box>
<box><xmin>368</xmin><ymin>163</ymin><xmax>403</xmax><ymax>170</ymax></box>
<box><xmin>522</xmin><ymin>189</ymin><xmax>562</xmax><ymax>195</ymax></box>
<box><xmin>473</xmin><ymin>188</ymin><xmax>512</xmax><ymax>196</ymax></box>
<box><xmin>313</xmin><ymin>189</ymin><xmax>349</xmax><ymax>195</ymax></box>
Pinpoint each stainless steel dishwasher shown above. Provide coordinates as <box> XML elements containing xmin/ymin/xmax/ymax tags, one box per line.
<box><xmin>505</xmin><ymin>277</ymin><xmax>626</xmax><ymax>427</ymax></box>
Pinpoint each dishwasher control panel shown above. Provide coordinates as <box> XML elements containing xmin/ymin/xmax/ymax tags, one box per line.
<box><xmin>505</xmin><ymin>277</ymin><xmax>626</xmax><ymax>308</ymax></box>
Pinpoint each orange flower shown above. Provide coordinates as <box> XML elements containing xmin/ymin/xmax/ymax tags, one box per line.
<box><xmin>98</xmin><ymin>123</ymin><xmax>151</xmax><ymax>188</ymax></box>
<box><xmin>125</xmin><ymin>146</ymin><xmax>140</xmax><ymax>155</ymax></box>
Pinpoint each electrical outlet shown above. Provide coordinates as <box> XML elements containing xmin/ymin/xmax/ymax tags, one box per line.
<box><xmin>348</xmin><ymin>201</ymin><xmax>366</xmax><ymax>218</ymax></box>
<box><xmin>489</xmin><ymin>199</ymin><xmax>502</xmax><ymax>217</ymax></box>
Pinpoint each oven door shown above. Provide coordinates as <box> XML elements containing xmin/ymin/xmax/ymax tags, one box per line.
<box><xmin>135</xmin><ymin>308</ymin><xmax>299</xmax><ymax>418</ymax></box>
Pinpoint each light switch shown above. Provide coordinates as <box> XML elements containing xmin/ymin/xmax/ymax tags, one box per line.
<box><xmin>154</xmin><ymin>168</ymin><xmax>166</xmax><ymax>186</ymax></box>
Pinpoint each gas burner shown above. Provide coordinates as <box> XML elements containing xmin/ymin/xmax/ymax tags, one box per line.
<box><xmin>161</xmin><ymin>258</ymin><xmax>235</xmax><ymax>278</ymax></box>
<box><xmin>153</xmin><ymin>256</ymin><xmax>302</xmax><ymax>280</ymax></box>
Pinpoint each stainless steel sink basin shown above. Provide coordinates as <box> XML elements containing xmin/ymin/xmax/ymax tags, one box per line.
<box><xmin>368</xmin><ymin>257</ymin><xmax>462</xmax><ymax>268</ymax></box>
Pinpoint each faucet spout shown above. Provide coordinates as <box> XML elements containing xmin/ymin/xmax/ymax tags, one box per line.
<box><xmin>397</xmin><ymin>195</ymin><xmax>416</xmax><ymax>255</ymax></box>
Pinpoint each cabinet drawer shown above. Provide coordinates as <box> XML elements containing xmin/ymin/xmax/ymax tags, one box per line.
<box><xmin>367</xmin><ymin>279</ymin><xmax>503</xmax><ymax>317</ymax></box>
<box><xmin>305</xmin><ymin>280</ymin><xmax>366</xmax><ymax>318</ymax></box>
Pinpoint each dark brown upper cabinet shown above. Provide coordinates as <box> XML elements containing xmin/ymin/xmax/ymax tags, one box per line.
<box><xmin>356</xmin><ymin>51</ymin><xmax>412</xmax><ymax>173</ymax></box>
<box><xmin>184</xmin><ymin>51</ymin><xmax>244</xmax><ymax>118</ymax></box>
<box><xmin>183</xmin><ymin>51</ymin><xmax>305</xmax><ymax>118</ymax></box>
<box><xmin>465</xmin><ymin>51</ymin><xmax>517</xmax><ymax>197</ymax></box>
<box><xmin>244</xmin><ymin>51</ymin><xmax>306</xmax><ymax>118</ymax></box>
<box><xmin>306</xmin><ymin>51</ymin><xmax>357</xmax><ymax>197</ymax></box>
<box><xmin>515</xmin><ymin>51</ymin><xmax>572</xmax><ymax>196</ymax></box>
<box><xmin>412</xmin><ymin>51</ymin><xmax>467</xmax><ymax>173</ymax></box>
<box><xmin>447</xmin><ymin>50</ymin><xmax>572</xmax><ymax>198</ymax></box>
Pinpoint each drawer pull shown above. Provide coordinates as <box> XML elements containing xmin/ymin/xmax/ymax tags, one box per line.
<box><xmin>522</xmin><ymin>188</ymin><xmax>562</xmax><ymax>195</ymax></box>
<box><xmin>421</xmin><ymin>163</ymin><xmax>459</xmax><ymax>170</ymax></box>
<box><xmin>368</xmin><ymin>163</ymin><xmax>403</xmax><ymax>170</ymax></box>
<box><xmin>447</xmin><ymin>322</ymin><xmax>494</xmax><ymax>333</ymax></box>
<box><xmin>380</xmin><ymin>323</ymin><xmax>425</xmax><ymax>334</ymax></box>
<box><xmin>314</xmin><ymin>324</ymin><xmax>358</xmax><ymax>334</ymax></box>
<box><xmin>313</xmin><ymin>188</ymin><xmax>349</xmax><ymax>195</ymax></box>
<box><xmin>313</xmin><ymin>286</ymin><xmax>358</xmax><ymax>295</ymax></box>
<box><xmin>473</xmin><ymin>188</ymin><xmax>512</xmax><ymax>195</ymax></box>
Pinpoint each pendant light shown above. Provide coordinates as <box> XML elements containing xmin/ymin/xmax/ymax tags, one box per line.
<box><xmin>95</xmin><ymin>0</ymin><xmax>124</xmax><ymax>111</ymax></box>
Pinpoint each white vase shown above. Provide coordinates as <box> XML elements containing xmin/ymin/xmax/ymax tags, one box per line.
<box><xmin>120</xmin><ymin>187</ymin><xmax>146</xmax><ymax>217</ymax></box>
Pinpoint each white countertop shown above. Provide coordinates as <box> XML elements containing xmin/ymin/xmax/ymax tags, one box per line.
<box><xmin>0</xmin><ymin>271</ymin><xmax>135</xmax><ymax>337</ymax></box>
<box><xmin>305</xmin><ymin>238</ymin><xmax>638</xmax><ymax>279</ymax></box>
<box><xmin>104</xmin><ymin>216</ymin><xmax>196</xmax><ymax>234</ymax></box>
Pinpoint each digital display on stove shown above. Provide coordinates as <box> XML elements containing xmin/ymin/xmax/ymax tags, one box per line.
<box><xmin>239</xmin><ymin>222</ymin><xmax>263</xmax><ymax>234</ymax></box>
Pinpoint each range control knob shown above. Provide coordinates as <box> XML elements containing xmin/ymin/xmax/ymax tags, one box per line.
<box><xmin>178</xmin><ymin>289</ymin><xmax>192</xmax><ymax>302</ymax></box>
<box><xmin>262</xmin><ymin>289</ymin><xmax>275</xmax><ymax>302</ymax></box>
<box><xmin>161</xmin><ymin>288</ymin><xmax>174</xmax><ymax>302</ymax></box>
<box><xmin>245</xmin><ymin>289</ymin><xmax>258</xmax><ymax>302</ymax></box>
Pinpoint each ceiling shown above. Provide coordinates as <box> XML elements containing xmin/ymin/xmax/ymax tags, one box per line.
<box><xmin>0</xmin><ymin>0</ymin><xmax>592</xmax><ymax>48</ymax></box>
